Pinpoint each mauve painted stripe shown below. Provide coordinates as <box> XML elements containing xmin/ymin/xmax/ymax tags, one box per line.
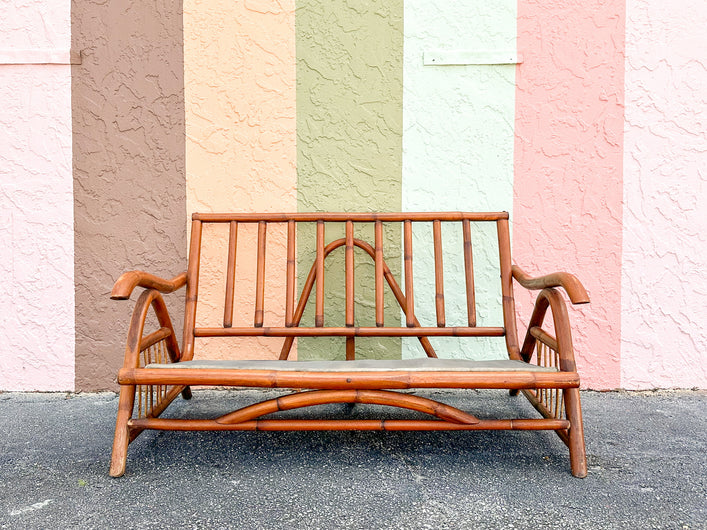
<box><xmin>72</xmin><ymin>0</ymin><xmax>187</xmax><ymax>390</ymax></box>
<box><xmin>514</xmin><ymin>0</ymin><xmax>625</xmax><ymax>389</ymax></box>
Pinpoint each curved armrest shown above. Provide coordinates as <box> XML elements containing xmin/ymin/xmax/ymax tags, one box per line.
<box><xmin>111</xmin><ymin>271</ymin><xmax>187</xmax><ymax>300</ymax></box>
<box><xmin>512</xmin><ymin>265</ymin><xmax>589</xmax><ymax>305</ymax></box>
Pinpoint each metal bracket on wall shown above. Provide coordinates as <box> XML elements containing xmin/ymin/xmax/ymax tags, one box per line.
<box><xmin>0</xmin><ymin>49</ymin><xmax>82</xmax><ymax>65</ymax></box>
<box><xmin>424</xmin><ymin>50</ymin><xmax>521</xmax><ymax>66</ymax></box>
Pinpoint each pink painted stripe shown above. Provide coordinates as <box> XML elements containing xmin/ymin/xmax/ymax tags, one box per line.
<box><xmin>513</xmin><ymin>1</ymin><xmax>625</xmax><ymax>389</ymax></box>
<box><xmin>621</xmin><ymin>0</ymin><xmax>707</xmax><ymax>389</ymax></box>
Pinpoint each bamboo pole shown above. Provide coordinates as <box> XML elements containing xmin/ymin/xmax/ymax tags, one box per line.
<box><xmin>404</xmin><ymin>221</ymin><xmax>414</xmax><ymax>327</ymax></box>
<box><xmin>119</xmin><ymin>367</ymin><xmax>580</xmax><ymax>389</ymax></box>
<box><xmin>462</xmin><ymin>219</ymin><xmax>477</xmax><ymax>327</ymax></box>
<box><xmin>129</xmin><ymin>417</ymin><xmax>569</xmax><ymax>432</ymax></box>
<box><xmin>497</xmin><ymin>219</ymin><xmax>521</xmax><ymax>360</ymax></box>
<box><xmin>254</xmin><ymin>221</ymin><xmax>267</xmax><ymax>327</ymax></box>
<box><xmin>195</xmin><ymin>326</ymin><xmax>505</xmax><ymax>337</ymax></box>
<box><xmin>374</xmin><ymin>221</ymin><xmax>384</xmax><ymax>327</ymax></box>
<box><xmin>433</xmin><ymin>220</ymin><xmax>445</xmax><ymax>327</ymax></box>
<box><xmin>286</xmin><ymin>220</ymin><xmax>296</xmax><ymax>327</ymax></box>
<box><xmin>182</xmin><ymin>220</ymin><xmax>202</xmax><ymax>362</ymax></box>
<box><xmin>216</xmin><ymin>389</ymin><xmax>479</xmax><ymax>425</ymax></box>
<box><xmin>223</xmin><ymin>221</ymin><xmax>238</xmax><ymax>328</ymax></box>
<box><xmin>315</xmin><ymin>221</ymin><xmax>324</xmax><ymax>327</ymax></box>
<box><xmin>345</xmin><ymin>221</ymin><xmax>354</xmax><ymax>327</ymax></box>
<box><xmin>193</xmin><ymin>212</ymin><xmax>509</xmax><ymax>223</ymax></box>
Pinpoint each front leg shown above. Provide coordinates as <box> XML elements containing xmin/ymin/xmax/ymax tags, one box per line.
<box><xmin>109</xmin><ymin>288</ymin><xmax>184</xmax><ymax>477</ymax></box>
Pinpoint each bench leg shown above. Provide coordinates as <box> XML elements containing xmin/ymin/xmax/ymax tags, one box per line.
<box><xmin>109</xmin><ymin>384</ymin><xmax>135</xmax><ymax>478</ymax></box>
<box><xmin>563</xmin><ymin>387</ymin><xmax>587</xmax><ymax>478</ymax></box>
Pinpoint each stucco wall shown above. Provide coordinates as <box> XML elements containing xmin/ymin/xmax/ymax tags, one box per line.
<box><xmin>402</xmin><ymin>0</ymin><xmax>517</xmax><ymax>361</ymax></box>
<box><xmin>0</xmin><ymin>0</ymin><xmax>74</xmax><ymax>391</ymax></box>
<box><xmin>184</xmin><ymin>0</ymin><xmax>296</xmax><ymax>361</ymax></box>
<box><xmin>2</xmin><ymin>1</ymin><xmax>706</xmax><ymax>391</ymax></box>
<box><xmin>296</xmin><ymin>0</ymin><xmax>404</xmax><ymax>361</ymax></box>
<box><xmin>72</xmin><ymin>0</ymin><xmax>186</xmax><ymax>390</ymax></box>
<box><xmin>514</xmin><ymin>0</ymin><xmax>626</xmax><ymax>389</ymax></box>
<box><xmin>621</xmin><ymin>0</ymin><xmax>707</xmax><ymax>388</ymax></box>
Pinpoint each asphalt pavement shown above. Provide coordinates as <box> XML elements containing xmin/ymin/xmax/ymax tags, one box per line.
<box><xmin>1</xmin><ymin>389</ymin><xmax>705</xmax><ymax>529</ymax></box>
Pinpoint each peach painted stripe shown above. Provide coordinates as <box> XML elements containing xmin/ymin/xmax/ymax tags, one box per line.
<box><xmin>184</xmin><ymin>0</ymin><xmax>296</xmax><ymax>360</ymax></box>
<box><xmin>514</xmin><ymin>1</ymin><xmax>625</xmax><ymax>389</ymax></box>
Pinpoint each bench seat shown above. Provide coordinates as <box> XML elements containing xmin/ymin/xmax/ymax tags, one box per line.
<box><xmin>146</xmin><ymin>358</ymin><xmax>558</xmax><ymax>372</ymax></box>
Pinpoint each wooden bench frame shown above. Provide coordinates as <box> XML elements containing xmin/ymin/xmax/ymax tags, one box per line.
<box><xmin>109</xmin><ymin>212</ymin><xmax>590</xmax><ymax>477</ymax></box>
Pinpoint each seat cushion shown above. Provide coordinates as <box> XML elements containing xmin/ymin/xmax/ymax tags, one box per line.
<box><xmin>146</xmin><ymin>358</ymin><xmax>558</xmax><ymax>373</ymax></box>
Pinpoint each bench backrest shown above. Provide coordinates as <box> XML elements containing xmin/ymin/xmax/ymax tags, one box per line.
<box><xmin>181</xmin><ymin>212</ymin><xmax>519</xmax><ymax>362</ymax></box>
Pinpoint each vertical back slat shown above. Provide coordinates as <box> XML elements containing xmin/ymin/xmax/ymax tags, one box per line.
<box><xmin>404</xmin><ymin>220</ymin><xmax>414</xmax><ymax>327</ymax></box>
<box><xmin>462</xmin><ymin>219</ymin><xmax>477</xmax><ymax>327</ymax></box>
<box><xmin>345</xmin><ymin>221</ymin><xmax>354</xmax><ymax>327</ymax></box>
<box><xmin>315</xmin><ymin>220</ymin><xmax>325</xmax><ymax>327</ymax></box>
<box><xmin>374</xmin><ymin>221</ymin><xmax>384</xmax><ymax>327</ymax></box>
<box><xmin>285</xmin><ymin>220</ymin><xmax>296</xmax><ymax>327</ymax></box>
<box><xmin>254</xmin><ymin>221</ymin><xmax>267</xmax><ymax>327</ymax></box>
<box><xmin>182</xmin><ymin>219</ymin><xmax>202</xmax><ymax>362</ymax></box>
<box><xmin>346</xmin><ymin>337</ymin><xmax>355</xmax><ymax>360</ymax></box>
<box><xmin>223</xmin><ymin>221</ymin><xmax>238</xmax><ymax>328</ymax></box>
<box><xmin>433</xmin><ymin>220</ymin><xmax>445</xmax><ymax>327</ymax></box>
<box><xmin>497</xmin><ymin>218</ymin><xmax>521</xmax><ymax>359</ymax></box>
<box><xmin>345</xmin><ymin>220</ymin><xmax>355</xmax><ymax>359</ymax></box>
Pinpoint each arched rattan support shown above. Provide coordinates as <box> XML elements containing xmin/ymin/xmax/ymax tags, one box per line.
<box><xmin>110</xmin><ymin>288</ymin><xmax>187</xmax><ymax>478</ymax></box>
<box><xmin>215</xmin><ymin>389</ymin><xmax>480</xmax><ymax>425</ymax></box>
<box><xmin>279</xmin><ymin>237</ymin><xmax>438</xmax><ymax>360</ymax></box>
<box><xmin>517</xmin><ymin>287</ymin><xmax>587</xmax><ymax>478</ymax></box>
<box><xmin>520</xmin><ymin>288</ymin><xmax>576</xmax><ymax>372</ymax></box>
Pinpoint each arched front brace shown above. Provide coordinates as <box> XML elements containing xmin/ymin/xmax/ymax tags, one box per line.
<box><xmin>215</xmin><ymin>389</ymin><xmax>480</xmax><ymax>425</ymax></box>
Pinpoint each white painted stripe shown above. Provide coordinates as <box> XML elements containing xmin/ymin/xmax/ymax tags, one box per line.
<box><xmin>402</xmin><ymin>0</ymin><xmax>517</xmax><ymax>360</ymax></box>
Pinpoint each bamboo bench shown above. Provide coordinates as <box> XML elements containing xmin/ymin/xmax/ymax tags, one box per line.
<box><xmin>109</xmin><ymin>212</ymin><xmax>590</xmax><ymax>477</ymax></box>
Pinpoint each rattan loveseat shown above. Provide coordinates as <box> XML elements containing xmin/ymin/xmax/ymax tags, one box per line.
<box><xmin>109</xmin><ymin>212</ymin><xmax>589</xmax><ymax>477</ymax></box>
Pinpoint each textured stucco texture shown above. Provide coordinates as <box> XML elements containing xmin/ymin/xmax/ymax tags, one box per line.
<box><xmin>402</xmin><ymin>0</ymin><xmax>517</xmax><ymax>361</ymax></box>
<box><xmin>621</xmin><ymin>0</ymin><xmax>707</xmax><ymax>389</ymax></box>
<box><xmin>296</xmin><ymin>0</ymin><xmax>404</xmax><ymax>361</ymax></box>
<box><xmin>184</xmin><ymin>0</ymin><xmax>296</xmax><ymax>361</ymax></box>
<box><xmin>72</xmin><ymin>0</ymin><xmax>186</xmax><ymax>390</ymax></box>
<box><xmin>0</xmin><ymin>0</ymin><xmax>74</xmax><ymax>391</ymax></box>
<box><xmin>514</xmin><ymin>0</ymin><xmax>625</xmax><ymax>389</ymax></box>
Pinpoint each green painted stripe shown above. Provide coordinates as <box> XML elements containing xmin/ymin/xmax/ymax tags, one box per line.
<box><xmin>296</xmin><ymin>0</ymin><xmax>404</xmax><ymax>360</ymax></box>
